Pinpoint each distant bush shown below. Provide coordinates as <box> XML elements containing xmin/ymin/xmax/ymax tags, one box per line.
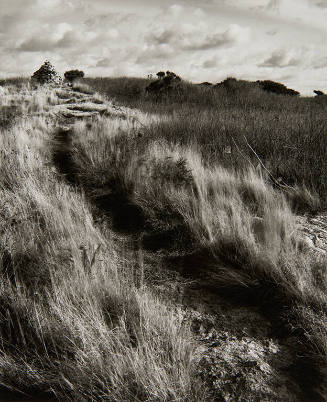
<box><xmin>314</xmin><ymin>90</ymin><xmax>325</xmax><ymax>96</ymax></box>
<box><xmin>146</xmin><ymin>71</ymin><xmax>182</xmax><ymax>94</ymax></box>
<box><xmin>64</xmin><ymin>69</ymin><xmax>85</xmax><ymax>83</ymax></box>
<box><xmin>214</xmin><ymin>77</ymin><xmax>255</xmax><ymax>93</ymax></box>
<box><xmin>257</xmin><ymin>80</ymin><xmax>299</xmax><ymax>96</ymax></box>
<box><xmin>31</xmin><ymin>60</ymin><xmax>61</xmax><ymax>85</ymax></box>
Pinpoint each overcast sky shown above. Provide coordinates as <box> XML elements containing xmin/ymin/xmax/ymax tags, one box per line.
<box><xmin>1</xmin><ymin>0</ymin><xmax>326</xmax><ymax>95</ymax></box>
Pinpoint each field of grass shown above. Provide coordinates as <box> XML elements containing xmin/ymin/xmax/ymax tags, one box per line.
<box><xmin>87</xmin><ymin>76</ymin><xmax>327</xmax><ymax>212</ymax></box>
<box><xmin>1</xmin><ymin>77</ymin><xmax>327</xmax><ymax>400</ymax></box>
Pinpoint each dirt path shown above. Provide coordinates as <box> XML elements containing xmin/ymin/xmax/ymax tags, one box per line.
<box><xmin>21</xmin><ymin>83</ymin><xmax>326</xmax><ymax>401</ymax></box>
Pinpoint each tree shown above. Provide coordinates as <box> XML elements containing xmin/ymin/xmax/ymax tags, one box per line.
<box><xmin>31</xmin><ymin>60</ymin><xmax>61</xmax><ymax>85</ymax></box>
<box><xmin>156</xmin><ymin>71</ymin><xmax>165</xmax><ymax>79</ymax></box>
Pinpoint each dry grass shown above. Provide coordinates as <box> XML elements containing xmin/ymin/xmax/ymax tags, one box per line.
<box><xmin>87</xmin><ymin>77</ymin><xmax>326</xmax><ymax>211</ymax></box>
<box><xmin>77</xmin><ymin>81</ymin><xmax>327</xmax><ymax>397</ymax></box>
<box><xmin>0</xmin><ymin>83</ymin><xmax>202</xmax><ymax>401</ymax></box>
<box><xmin>1</xmin><ymin>77</ymin><xmax>327</xmax><ymax>400</ymax></box>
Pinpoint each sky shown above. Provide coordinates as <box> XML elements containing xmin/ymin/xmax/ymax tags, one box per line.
<box><xmin>1</xmin><ymin>0</ymin><xmax>327</xmax><ymax>95</ymax></box>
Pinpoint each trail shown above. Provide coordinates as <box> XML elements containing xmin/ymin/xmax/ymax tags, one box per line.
<box><xmin>5</xmin><ymin>82</ymin><xmax>326</xmax><ymax>401</ymax></box>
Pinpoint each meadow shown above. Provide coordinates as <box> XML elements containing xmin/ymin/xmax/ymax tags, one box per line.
<box><xmin>0</xmin><ymin>75</ymin><xmax>327</xmax><ymax>400</ymax></box>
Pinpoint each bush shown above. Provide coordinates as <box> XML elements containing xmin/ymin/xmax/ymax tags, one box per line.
<box><xmin>31</xmin><ymin>60</ymin><xmax>61</xmax><ymax>85</ymax></box>
<box><xmin>257</xmin><ymin>80</ymin><xmax>299</xmax><ymax>96</ymax></box>
<box><xmin>64</xmin><ymin>69</ymin><xmax>85</xmax><ymax>83</ymax></box>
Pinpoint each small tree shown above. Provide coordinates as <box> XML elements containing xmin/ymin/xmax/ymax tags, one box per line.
<box><xmin>156</xmin><ymin>71</ymin><xmax>165</xmax><ymax>79</ymax></box>
<box><xmin>64</xmin><ymin>69</ymin><xmax>85</xmax><ymax>83</ymax></box>
<box><xmin>31</xmin><ymin>60</ymin><xmax>61</xmax><ymax>85</ymax></box>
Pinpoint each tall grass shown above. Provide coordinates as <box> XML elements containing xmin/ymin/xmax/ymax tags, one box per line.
<box><xmin>1</xmin><ymin>77</ymin><xmax>327</xmax><ymax>399</ymax></box>
<box><xmin>87</xmin><ymin>77</ymin><xmax>327</xmax><ymax>210</ymax></box>
<box><xmin>71</xmin><ymin>93</ymin><xmax>327</xmax><ymax>398</ymax></box>
<box><xmin>0</xmin><ymin>85</ymin><xmax>203</xmax><ymax>400</ymax></box>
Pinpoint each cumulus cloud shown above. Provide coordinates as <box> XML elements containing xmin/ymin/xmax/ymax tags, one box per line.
<box><xmin>259</xmin><ymin>49</ymin><xmax>301</xmax><ymax>68</ymax></box>
<box><xmin>146</xmin><ymin>29</ymin><xmax>176</xmax><ymax>46</ymax></box>
<box><xmin>184</xmin><ymin>24</ymin><xmax>251</xmax><ymax>50</ymax></box>
<box><xmin>167</xmin><ymin>4</ymin><xmax>183</xmax><ymax>17</ymax></box>
<box><xmin>18</xmin><ymin>37</ymin><xmax>57</xmax><ymax>52</ymax></box>
<box><xmin>203</xmin><ymin>57</ymin><xmax>219</xmax><ymax>68</ymax></box>
<box><xmin>18</xmin><ymin>28</ymin><xmax>85</xmax><ymax>52</ymax></box>
<box><xmin>146</xmin><ymin>23</ymin><xmax>250</xmax><ymax>52</ymax></box>
<box><xmin>312</xmin><ymin>0</ymin><xmax>327</xmax><ymax>8</ymax></box>
<box><xmin>265</xmin><ymin>0</ymin><xmax>281</xmax><ymax>12</ymax></box>
<box><xmin>96</xmin><ymin>57</ymin><xmax>111</xmax><ymax>67</ymax></box>
<box><xmin>313</xmin><ymin>56</ymin><xmax>327</xmax><ymax>68</ymax></box>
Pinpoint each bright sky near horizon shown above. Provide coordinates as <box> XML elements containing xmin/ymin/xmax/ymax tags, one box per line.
<box><xmin>1</xmin><ymin>0</ymin><xmax>326</xmax><ymax>95</ymax></box>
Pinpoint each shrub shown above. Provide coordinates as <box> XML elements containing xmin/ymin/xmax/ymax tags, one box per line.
<box><xmin>31</xmin><ymin>60</ymin><xmax>61</xmax><ymax>85</ymax></box>
<box><xmin>64</xmin><ymin>69</ymin><xmax>85</xmax><ymax>83</ymax></box>
<box><xmin>257</xmin><ymin>80</ymin><xmax>300</xmax><ymax>96</ymax></box>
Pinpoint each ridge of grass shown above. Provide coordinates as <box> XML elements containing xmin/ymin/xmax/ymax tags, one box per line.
<box><xmin>0</xmin><ymin>83</ymin><xmax>204</xmax><ymax>401</ymax></box>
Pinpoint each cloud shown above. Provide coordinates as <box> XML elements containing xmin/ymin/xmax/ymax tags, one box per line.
<box><xmin>17</xmin><ymin>28</ymin><xmax>84</xmax><ymax>52</ymax></box>
<box><xmin>18</xmin><ymin>37</ymin><xmax>57</xmax><ymax>52</ymax></box>
<box><xmin>259</xmin><ymin>49</ymin><xmax>301</xmax><ymax>68</ymax></box>
<box><xmin>136</xmin><ymin>44</ymin><xmax>174</xmax><ymax>64</ymax></box>
<box><xmin>312</xmin><ymin>0</ymin><xmax>327</xmax><ymax>8</ymax></box>
<box><xmin>203</xmin><ymin>57</ymin><xmax>219</xmax><ymax>68</ymax></box>
<box><xmin>184</xmin><ymin>24</ymin><xmax>251</xmax><ymax>50</ymax></box>
<box><xmin>146</xmin><ymin>29</ymin><xmax>176</xmax><ymax>45</ymax></box>
<box><xmin>265</xmin><ymin>0</ymin><xmax>281</xmax><ymax>12</ymax></box>
<box><xmin>313</xmin><ymin>56</ymin><xmax>327</xmax><ymax>68</ymax></box>
<box><xmin>146</xmin><ymin>23</ymin><xmax>250</xmax><ymax>52</ymax></box>
<box><xmin>167</xmin><ymin>4</ymin><xmax>183</xmax><ymax>17</ymax></box>
<box><xmin>96</xmin><ymin>57</ymin><xmax>111</xmax><ymax>67</ymax></box>
<box><xmin>0</xmin><ymin>14</ymin><xmax>17</xmax><ymax>33</ymax></box>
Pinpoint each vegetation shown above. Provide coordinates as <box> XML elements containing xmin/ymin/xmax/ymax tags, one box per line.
<box><xmin>1</xmin><ymin>74</ymin><xmax>327</xmax><ymax>400</ymax></box>
<box><xmin>64</xmin><ymin>69</ymin><xmax>85</xmax><ymax>83</ymax></box>
<box><xmin>31</xmin><ymin>60</ymin><xmax>61</xmax><ymax>85</ymax></box>
<box><xmin>0</xmin><ymin>83</ymin><xmax>202</xmax><ymax>401</ymax></box>
<box><xmin>86</xmin><ymin>76</ymin><xmax>326</xmax><ymax>211</ymax></box>
<box><xmin>257</xmin><ymin>79</ymin><xmax>300</xmax><ymax>96</ymax></box>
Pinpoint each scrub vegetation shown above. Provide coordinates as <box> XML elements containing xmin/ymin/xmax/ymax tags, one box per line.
<box><xmin>0</xmin><ymin>74</ymin><xmax>327</xmax><ymax>401</ymax></box>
